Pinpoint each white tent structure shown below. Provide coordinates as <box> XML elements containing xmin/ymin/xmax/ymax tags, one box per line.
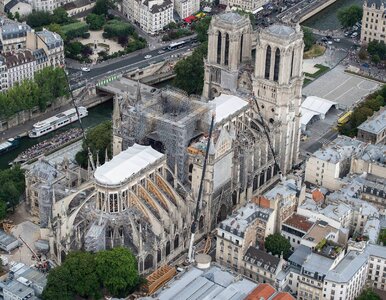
<box><xmin>301</xmin><ymin>96</ymin><xmax>337</xmax><ymax>132</ymax></box>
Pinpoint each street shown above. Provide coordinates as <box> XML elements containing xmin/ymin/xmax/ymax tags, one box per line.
<box><xmin>67</xmin><ymin>39</ymin><xmax>198</xmax><ymax>89</ymax></box>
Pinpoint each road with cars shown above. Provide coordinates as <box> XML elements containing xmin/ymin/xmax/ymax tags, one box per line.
<box><xmin>67</xmin><ymin>38</ymin><xmax>199</xmax><ymax>90</ymax></box>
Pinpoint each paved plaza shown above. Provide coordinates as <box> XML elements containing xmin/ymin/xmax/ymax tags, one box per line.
<box><xmin>303</xmin><ymin>65</ymin><xmax>381</xmax><ymax>110</ymax></box>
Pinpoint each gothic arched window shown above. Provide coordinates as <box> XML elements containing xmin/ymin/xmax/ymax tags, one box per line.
<box><xmin>217</xmin><ymin>32</ymin><xmax>222</xmax><ymax>64</ymax></box>
<box><xmin>265</xmin><ymin>46</ymin><xmax>271</xmax><ymax>79</ymax></box>
<box><xmin>224</xmin><ymin>33</ymin><xmax>230</xmax><ymax>66</ymax></box>
<box><xmin>274</xmin><ymin>48</ymin><xmax>281</xmax><ymax>82</ymax></box>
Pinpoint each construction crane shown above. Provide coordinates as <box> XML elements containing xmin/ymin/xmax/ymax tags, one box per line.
<box><xmin>64</xmin><ymin>69</ymin><xmax>96</xmax><ymax>171</ymax></box>
<box><xmin>187</xmin><ymin>113</ymin><xmax>215</xmax><ymax>263</ymax></box>
<box><xmin>251</xmin><ymin>95</ymin><xmax>282</xmax><ymax>177</ymax></box>
<box><xmin>18</xmin><ymin>235</ymin><xmax>50</xmax><ymax>272</ymax></box>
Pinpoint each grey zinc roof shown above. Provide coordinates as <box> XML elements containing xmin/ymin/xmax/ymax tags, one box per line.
<box><xmin>143</xmin><ymin>265</ymin><xmax>257</xmax><ymax>300</ymax></box>
<box><xmin>367</xmin><ymin>244</ymin><xmax>386</xmax><ymax>259</ymax></box>
<box><xmin>266</xmin><ymin>24</ymin><xmax>295</xmax><ymax>38</ymax></box>
<box><xmin>358</xmin><ymin>108</ymin><xmax>386</xmax><ymax>135</ymax></box>
<box><xmin>302</xmin><ymin>252</ymin><xmax>334</xmax><ymax>276</ymax></box>
<box><xmin>0</xmin><ymin>230</ymin><xmax>18</xmax><ymax>250</ymax></box>
<box><xmin>288</xmin><ymin>245</ymin><xmax>312</xmax><ymax>267</ymax></box>
<box><xmin>36</xmin><ymin>30</ymin><xmax>63</xmax><ymax>49</ymax></box>
<box><xmin>3</xmin><ymin>281</ymin><xmax>34</xmax><ymax>299</ymax></box>
<box><xmin>365</xmin><ymin>0</ymin><xmax>385</xmax><ymax>9</ymax></box>
<box><xmin>0</xmin><ymin>18</ymin><xmax>31</xmax><ymax>40</ymax></box>
<box><xmin>325</xmin><ymin>250</ymin><xmax>369</xmax><ymax>283</ymax></box>
<box><xmin>219</xmin><ymin>203</ymin><xmax>273</xmax><ymax>238</ymax></box>
<box><xmin>243</xmin><ymin>246</ymin><xmax>281</xmax><ymax>274</ymax></box>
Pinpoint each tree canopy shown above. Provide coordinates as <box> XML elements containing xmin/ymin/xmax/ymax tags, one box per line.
<box><xmin>24</xmin><ymin>8</ymin><xmax>71</xmax><ymax>29</ymax></box>
<box><xmin>339</xmin><ymin>85</ymin><xmax>385</xmax><ymax>136</ymax></box>
<box><xmin>103</xmin><ymin>20</ymin><xmax>135</xmax><ymax>38</ymax></box>
<box><xmin>93</xmin><ymin>0</ymin><xmax>112</xmax><ymax>16</ymax></box>
<box><xmin>42</xmin><ymin>248</ymin><xmax>139</xmax><ymax>300</ymax></box>
<box><xmin>86</xmin><ymin>13</ymin><xmax>106</xmax><ymax>30</ymax></box>
<box><xmin>0</xmin><ymin>165</ymin><xmax>25</xmax><ymax>216</ymax></box>
<box><xmin>264</xmin><ymin>233</ymin><xmax>291</xmax><ymax>259</ymax></box>
<box><xmin>173</xmin><ymin>42</ymin><xmax>208</xmax><ymax>95</ymax></box>
<box><xmin>367</xmin><ymin>40</ymin><xmax>386</xmax><ymax>61</ymax></box>
<box><xmin>356</xmin><ymin>288</ymin><xmax>381</xmax><ymax>300</ymax></box>
<box><xmin>0</xmin><ymin>67</ymin><xmax>68</xmax><ymax>119</ymax></box>
<box><xmin>192</xmin><ymin>16</ymin><xmax>212</xmax><ymax>43</ymax></box>
<box><xmin>95</xmin><ymin>247</ymin><xmax>140</xmax><ymax>297</ymax></box>
<box><xmin>75</xmin><ymin>121</ymin><xmax>112</xmax><ymax>168</ymax></box>
<box><xmin>61</xmin><ymin>22</ymin><xmax>89</xmax><ymax>41</ymax></box>
<box><xmin>302</xmin><ymin>27</ymin><xmax>315</xmax><ymax>51</ymax></box>
<box><xmin>337</xmin><ymin>5</ymin><xmax>363</xmax><ymax>28</ymax></box>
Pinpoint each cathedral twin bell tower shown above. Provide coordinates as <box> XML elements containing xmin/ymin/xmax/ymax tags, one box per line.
<box><xmin>203</xmin><ymin>12</ymin><xmax>304</xmax><ymax>174</ymax></box>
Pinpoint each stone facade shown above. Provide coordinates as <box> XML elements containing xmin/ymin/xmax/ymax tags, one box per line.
<box><xmin>361</xmin><ymin>0</ymin><xmax>386</xmax><ymax>44</ymax></box>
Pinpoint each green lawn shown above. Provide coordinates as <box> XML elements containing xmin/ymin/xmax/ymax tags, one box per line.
<box><xmin>304</xmin><ymin>64</ymin><xmax>330</xmax><ymax>79</ymax></box>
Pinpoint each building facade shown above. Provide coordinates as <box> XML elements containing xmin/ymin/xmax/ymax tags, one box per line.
<box><xmin>360</xmin><ymin>0</ymin><xmax>386</xmax><ymax>44</ymax></box>
<box><xmin>357</xmin><ymin>107</ymin><xmax>386</xmax><ymax>144</ymax></box>
<box><xmin>174</xmin><ymin>0</ymin><xmax>199</xmax><ymax>19</ymax></box>
<box><xmin>123</xmin><ymin>0</ymin><xmax>173</xmax><ymax>35</ymax></box>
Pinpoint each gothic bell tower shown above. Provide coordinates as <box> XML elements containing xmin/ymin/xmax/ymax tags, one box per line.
<box><xmin>252</xmin><ymin>24</ymin><xmax>304</xmax><ymax>174</ymax></box>
<box><xmin>203</xmin><ymin>12</ymin><xmax>252</xmax><ymax>99</ymax></box>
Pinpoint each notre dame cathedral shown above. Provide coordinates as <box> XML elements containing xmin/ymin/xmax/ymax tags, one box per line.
<box><xmin>113</xmin><ymin>12</ymin><xmax>304</xmax><ymax>230</ymax></box>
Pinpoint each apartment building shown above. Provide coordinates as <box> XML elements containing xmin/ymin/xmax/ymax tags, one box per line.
<box><xmin>357</xmin><ymin>107</ymin><xmax>386</xmax><ymax>144</ymax></box>
<box><xmin>0</xmin><ymin>17</ymin><xmax>31</xmax><ymax>53</ymax></box>
<box><xmin>281</xmin><ymin>213</ymin><xmax>314</xmax><ymax>251</ymax></box>
<box><xmin>361</xmin><ymin>0</ymin><xmax>386</xmax><ymax>44</ymax></box>
<box><xmin>123</xmin><ymin>0</ymin><xmax>173</xmax><ymax>35</ymax></box>
<box><xmin>3</xmin><ymin>50</ymin><xmax>36</xmax><ymax>88</ymax></box>
<box><xmin>174</xmin><ymin>0</ymin><xmax>199</xmax><ymax>19</ymax></box>
<box><xmin>305</xmin><ymin>136</ymin><xmax>386</xmax><ymax>190</ymax></box>
<box><xmin>216</xmin><ymin>202</ymin><xmax>275</xmax><ymax>271</ymax></box>
<box><xmin>242</xmin><ymin>246</ymin><xmax>287</xmax><ymax>288</ymax></box>
<box><xmin>27</xmin><ymin>30</ymin><xmax>64</xmax><ymax>67</ymax></box>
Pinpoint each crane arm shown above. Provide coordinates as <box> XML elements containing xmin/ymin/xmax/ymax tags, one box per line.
<box><xmin>188</xmin><ymin>113</ymin><xmax>215</xmax><ymax>262</ymax></box>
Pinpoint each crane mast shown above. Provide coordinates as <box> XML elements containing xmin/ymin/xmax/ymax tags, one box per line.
<box><xmin>187</xmin><ymin>113</ymin><xmax>215</xmax><ymax>263</ymax></box>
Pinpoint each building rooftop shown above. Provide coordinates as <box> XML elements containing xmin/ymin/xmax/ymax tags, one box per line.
<box><xmin>219</xmin><ymin>202</ymin><xmax>273</xmax><ymax>238</ymax></box>
<box><xmin>312</xmin><ymin>135</ymin><xmax>364</xmax><ymax>164</ymax></box>
<box><xmin>3</xmin><ymin>50</ymin><xmax>35</xmax><ymax>68</ymax></box>
<box><xmin>243</xmin><ymin>246</ymin><xmax>281</xmax><ymax>274</ymax></box>
<box><xmin>141</xmin><ymin>265</ymin><xmax>257</xmax><ymax>300</ymax></box>
<box><xmin>210</xmin><ymin>94</ymin><xmax>248</xmax><ymax>125</ymax></box>
<box><xmin>264</xmin><ymin>178</ymin><xmax>299</xmax><ymax>200</ymax></box>
<box><xmin>365</xmin><ymin>0</ymin><xmax>385</xmax><ymax>9</ymax></box>
<box><xmin>36</xmin><ymin>29</ymin><xmax>63</xmax><ymax>49</ymax></box>
<box><xmin>245</xmin><ymin>283</ymin><xmax>275</xmax><ymax>300</ymax></box>
<box><xmin>302</xmin><ymin>221</ymin><xmax>338</xmax><ymax>245</ymax></box>
<box><xmin>94</xmin><ymin>143</ymin><xmax>164</xmax><ymax>185</ymax></box>
<box><xmin>366</xmin><ymin>243</ymin><xmax>386</xmax><ymax>259</ymax></box>
<box><xmin>272</xmin><ymin>292</ymin><xmax>296</xmax><ymax>300</ymax></box>
<box><xmin>325</xmin><ymin>250</ymin><xmax>368</xmax><ymax>283</ymax></box>
<box><xmin>266</xmin><ymin>24</ymin><xmax>295</xmax><ymax>38</ymax></box>
<box><xmin>0</xmin><ymin>230</ymin><xmax>18</xmax><ymax>251</ymax></box>
<box><xmin>302</xmin><ymin>252</ymin><xmax>334</xmax><ymax>276</ymax></box>
<box><xmin>283</xmin><ymin>214</ymin><xmax>314</xmax><ymax>233</ymax></box>
<box><xmin>358</xmin><ymin>107</ymin><xmax>386</xmax><ymax>135</ymax></box>
<box><xmin>0</xmin><ymin>17</ymin><xmax>31</xmax><ymax>40</ymax></box>
<box><xmin>288</xmin><ymin>245</ymin><xmax>312</xmax><ymax>268</ymax></box>
<box><xmin>3</xmin><ymin>280</ymin><xmax>34</xmax><ymax>299</ymax></box>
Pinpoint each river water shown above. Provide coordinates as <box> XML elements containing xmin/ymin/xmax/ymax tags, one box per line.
<box><xmin>302</xmin><ymin>0</ymin><xmax>363</xmax><ymax>30</ymax></box>
<box><xmin>0</xmin><ymin>101</ymin><xmax>113</xmax><ymax>170</ymax></box>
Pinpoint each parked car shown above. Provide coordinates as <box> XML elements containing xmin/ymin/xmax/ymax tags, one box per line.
<box><xmin>144</xmin><ymin>55</ymin><xmax>152</xmax><ymax>59</ymax></box>
<box><xmin>351</xmin><ymin>32</ymin><xmax>358</xmax><ymax>38</ymax></box>
<box><xmin>81</xmin><ymin>67</ymin><xmax>90</xmax><ymax>72</ymax></box>
<box><xmin>334</xmin><ymin>38</ymin><xmax>340</xmax><ymax>42</ymax></box>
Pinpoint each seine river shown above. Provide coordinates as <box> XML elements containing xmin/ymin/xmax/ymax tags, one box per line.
<box><xmin>302</xmin><ymin>0</ymin><xmax>363</xmax><ymax>30</ymax></box>
<box><xmin>0</xmin><ymin>101</ymin><xmax>113</xmax><ymax>170</ymax></box>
